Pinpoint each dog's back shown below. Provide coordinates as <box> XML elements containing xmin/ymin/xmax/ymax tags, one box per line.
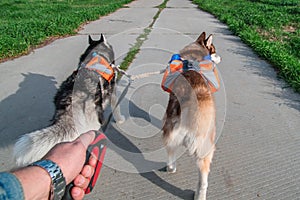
<box><xmin>163</xmin><ymin>69</ymin><xmax>216</xmax><ymax>159</ymax></box>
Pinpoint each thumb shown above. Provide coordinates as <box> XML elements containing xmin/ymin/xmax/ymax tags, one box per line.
<box><xmin>78</xmin><ymin>131</ymin><xmax>96</xmax><ymax>149</ymax></box>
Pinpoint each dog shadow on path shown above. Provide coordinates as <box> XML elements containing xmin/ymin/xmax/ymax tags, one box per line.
<box><xmin>0</xmin><ymin>73</ymin><xmax>57</xmax><ymax>147</ymax></box>
<box><xmin>105</xmin><ymin>102</ymin><xmax>194</xmax><ymax>199</ymax></box>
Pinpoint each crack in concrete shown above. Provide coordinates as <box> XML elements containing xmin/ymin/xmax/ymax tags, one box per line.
<box><xmin>119</xmin><ymin>0</ymin><xmax>169</xmax><ymax>70</ymax></box>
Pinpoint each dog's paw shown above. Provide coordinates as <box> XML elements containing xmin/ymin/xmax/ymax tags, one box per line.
<box><xmin>115</xmin><ymin>115</ymin><xmax>126</xmax><ymax>124</ymax></box>
<box><xmin>194</xmin><ymin>192</ymin><xmax>206</xmax><ymax>200</ymax></box>
<box><xmin>167</xmin><ymin>164</ymin><xmax>177</xmax><ymax>174</ymax></box>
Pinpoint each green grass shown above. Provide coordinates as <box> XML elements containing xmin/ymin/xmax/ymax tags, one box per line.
<box><xmin>193</xmin><ymin>0</ymin><xmax>300</xmax><ymax>92</ymax></box>
<box><xmin>0</xmin><ymin>0</ymin><xmax>133</xmax><ymax>61</ymax></box>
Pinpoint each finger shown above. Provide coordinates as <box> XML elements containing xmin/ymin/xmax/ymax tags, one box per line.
<box><xmin>89</xmin><ymin>153</ymin><xmax>98</xmax><ymax>167</ymax></box>
<box><xmin>74</xmin><ymin>174</ymin><xmax>89</xmax><ymax>189</ymax></box>
<box><xmin>73</xmin><ymin>174</ymin><xmax>85</xmax><ymax>187</ymax></box>
<box><xmin>71</xmin><ymin>186</ymin><xmax>85</xmax><ymax>200</ymax></box>
<box><xmin>78</xmin><ymin>131</ymin><xmax>96</xmax><ymax>149</ymax></box>
<box><xmin>81</xmin><ymin>165</ymin><xmax>95</xmax><ymax>178</ymax></box>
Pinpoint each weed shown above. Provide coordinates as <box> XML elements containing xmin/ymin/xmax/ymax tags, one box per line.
<box><xmin>119</xmin><ymin>0</ymin><xmax>169</xmax><ymax>72</ymax></box>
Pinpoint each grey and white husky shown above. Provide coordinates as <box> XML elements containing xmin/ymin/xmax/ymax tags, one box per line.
<box><xmin>14</xmin><ymin>34</ymin><xmax>124</xmax><ymax>167</ymax></box>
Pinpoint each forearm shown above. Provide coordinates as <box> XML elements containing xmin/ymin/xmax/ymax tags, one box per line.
<box><xmin>12</xmin><ymin>166</ymin><xmax>51</xmax><ymax>200</ymax></box>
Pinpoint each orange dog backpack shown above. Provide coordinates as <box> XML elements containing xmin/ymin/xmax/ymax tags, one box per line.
<box><xmin>84</xmin><ymin>53</ymin><xmax>114</xmax><ymax>82</ymax></box>
<box><xmin>161</xmin><ymin>54</ymin><xmax>220</xmax><ymax>93</ymax></box>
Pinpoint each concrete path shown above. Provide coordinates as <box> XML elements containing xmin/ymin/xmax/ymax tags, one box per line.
<box><xmin>1</xmin><ymin>0</ymin><xmax>300</xmax><ymax>199</ymax></box>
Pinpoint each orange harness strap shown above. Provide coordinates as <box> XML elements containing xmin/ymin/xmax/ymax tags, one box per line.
<box><xmin>198</xmin><ymin>60</ymin><xmax>220</xmax><ymax>93</ymax></box>
<box><xmin>161</xmin><ymin>59</ymin><xmax>220</xmax><ymax>93</ymax></box>
<box><xmin>85</xmin><ymin>55</ymin><xmax>114</xmax><ymax>82</ymax></box>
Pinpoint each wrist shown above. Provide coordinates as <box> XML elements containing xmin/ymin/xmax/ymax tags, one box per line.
<box><xmin>30</xmin><ymin>160</ymin><xmax>66</xmax><ymax>200</ymax></box>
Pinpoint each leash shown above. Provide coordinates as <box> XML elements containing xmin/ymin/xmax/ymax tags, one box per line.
<box><xmin>101</xmin><ymin>65</ymin><xmax>165</xmax><ymax>132</ymax></box>
<box><xmin>113</xmin><ymin>64</ymin><xmax>166</xmax><ymax>81</ymax></box>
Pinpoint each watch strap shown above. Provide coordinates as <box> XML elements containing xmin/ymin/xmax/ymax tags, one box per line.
<box><xmin>30</xmin><ymin>159</ymin><xmax>66</xmax><ymax>200</ymax></box>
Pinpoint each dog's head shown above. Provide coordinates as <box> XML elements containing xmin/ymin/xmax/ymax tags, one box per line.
<box><xmin>79</xmin><ymin>34</ymin><xmax>114</xmax><ymax>67</ymax></box>
<box><xmin>199</xmin><ymin>32</ymin><xmax>221</xmax><ymax>64</ymax></box>
<box><xmin>180</xmin><ymin>32</ymin><xmax>221</xmax><ymax>64</ymax></box>
<box><xmin>75</xmin><ymin>34</ymin><xmax>115</xmax><ymax>91</ymax></box>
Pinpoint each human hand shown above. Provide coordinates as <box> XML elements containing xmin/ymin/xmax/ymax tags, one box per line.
<box><xmin>43</xmin><ymin>131</ymin><xmax>97</xmax><ymax>200</ymax></box>
<box><xmin>70</xmin><ymin>155</ymin><xmax>97</xmax><ymax>199</ymax></box>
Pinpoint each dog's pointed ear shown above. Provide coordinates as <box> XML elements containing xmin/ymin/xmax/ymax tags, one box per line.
<box><xmin>88</xmin><ymin>35</ymin><xmax>94</xmax><ymax>44</ymax></box>
<box><xmin>100</xmin><ymin>33</ymin><xmax>106</xmax><ymax>43</ymax></box>
<box><xmin>196</xmin><ymin>32</ymin><xmax>206</xmax><ymax>46</ymax></box>
<box><xmin>100</xmin><ymin>33</ymin><xmax>108</xmax><ymax>45</ymax></box>
<box><xmin>205</xmin><ymin>34</ymin><xmax>213</xmax><ymax>49</ymax></box>
<box><xmin>100</xmin><ymin>34</ymin><xmax>104</xmax><ymax>42</ymax></box>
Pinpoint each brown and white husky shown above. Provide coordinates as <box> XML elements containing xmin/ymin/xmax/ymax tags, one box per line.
<box><xmin>14</xmin><ymin>34</ymin><xmax>124</xmax><ymax>167</ymax></box>
<box><xmin>162</xmin><ymin>32</ymin><xmax>221</xmax><ymax>200</ymax></box>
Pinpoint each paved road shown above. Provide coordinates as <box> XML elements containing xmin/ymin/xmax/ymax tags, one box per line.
<box><xmin>1</xmin><ymin>0</ymin><xmax>300</xmax><ymax>199</ymax></box>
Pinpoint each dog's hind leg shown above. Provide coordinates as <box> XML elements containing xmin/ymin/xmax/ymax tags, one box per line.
<box><xmin>194</xmin><ymin>149</ymin><xmax>214</xmax><ymax>200</ymax></box>
<box><xmin>163</xmin><ymin>128</ymin><xmax>183</xmax><ymax>174</ymax></box>
<box><xmin>166</xmin><ymin>144</ymin><xmax>177</xmax><ymax>173</ymax></box>
<box><xmin>111</xmin><ymin>87</ymin><xmax>125</xmax><ymax>124</ymax></box>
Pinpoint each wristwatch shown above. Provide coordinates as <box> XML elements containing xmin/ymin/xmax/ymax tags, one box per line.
<box><xmin>30</xmin><ymin>159</ymin><xmax>66</xmax><ymax>200</ymax></box>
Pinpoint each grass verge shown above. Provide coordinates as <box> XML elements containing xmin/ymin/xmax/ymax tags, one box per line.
<box><xmin>0</xmin><ymin>0</ymin><xmax>133</xmax><ymax>62</ymax></box>
<box><xmin>193</xmin><ymin>0</ymin><xmax>300</xmax><ymax>92</ymax></box>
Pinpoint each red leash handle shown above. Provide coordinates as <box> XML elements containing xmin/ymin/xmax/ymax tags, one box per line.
<box><xmin>62</xmin><ymin>132</ymin><xmax>107</xmax><ymax>199</ymax></box>
<box><xmin>85</xmin><ymin>132</ymin><xmax>107</xmax><ymax>193</ymax></box>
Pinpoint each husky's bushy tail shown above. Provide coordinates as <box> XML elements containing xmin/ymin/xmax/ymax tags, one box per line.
<box><xmin>14</xmin><ymin>124</ymin><xmax>77</xmax><ymax>167</ymax></box>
